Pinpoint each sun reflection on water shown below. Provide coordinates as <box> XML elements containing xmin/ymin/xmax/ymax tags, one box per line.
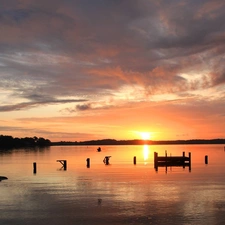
<box><xmin>143</xmin><ymin>145</ymin><xmax>150</xmax><ymax>164</ymax></box>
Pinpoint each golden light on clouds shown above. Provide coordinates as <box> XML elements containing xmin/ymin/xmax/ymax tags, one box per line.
<box><xmin>0</xmin><ymin>1</ymin><xmax>225</xmax><ymax>141</ymax></box>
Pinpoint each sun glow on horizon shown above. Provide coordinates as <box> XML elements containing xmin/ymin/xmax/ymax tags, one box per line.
<box><xmin>132</xmin><ymin>131</ymin><xmax>153</xmax><ymax>140</ymax></box>
<box><xmin>140</xmin><ymin>132</ymin><xmax>151</xmax><ymax>140</ymax></box>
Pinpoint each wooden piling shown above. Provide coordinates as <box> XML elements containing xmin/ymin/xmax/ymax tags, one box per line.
<box><xmin>182</xmin><ymin>152</ymin><xmax>185</xmax><ymax>168</ymax></box>
<box><xmin>154</xmin><ymin>152</ymin><xmax>158</xmax><ymax>162</ymax></box>
<box><xmin>188</xmin><ymin>152</ymin><xmax>191</xmax><ymax>172</ymax></box>
<box><xmin>105</xmin><ymin>157</ymin><xmax>109</xmax><ymax>165</ymax></box>
<box><xmin>154</xmin><ymin>152</ymin><xmax>158</xmax><ymax>169</ymax></box>
<box><xmin>133</xmin><ymin>156</ymin><xmax>136</xmax><ymax>165</ymax></box>
<box><xmin>189</xmin><ymin>152</ymin><xmax>191</xmax><ymax>164</ymax></box>
<box><xmin>57</xmin><ymin>160</ymin><xmax>67</xmax><ymax>170</ymax></box>
<box><xmin>86</xmin><ymin>158</ymin><xmax>90</xmax><ymax>168</ymax></box>
<box><xmin>64</xmin><ymin>160</ymin><xmax>67</xmax><ymax>170</ymax></box>
<box><xmin>33</xmin><ymin>162</ymin><xmax>37</xmax><ymax>174</ymax></box>
<box><xmin>205</xmin><ymin>155</ymin><xmax>208</xmax><ymax>164</ymax></box>
<box><xmin>103</xmin><ymin>156</ymin><xmax>111</xmax><ymax>165</ymax></box>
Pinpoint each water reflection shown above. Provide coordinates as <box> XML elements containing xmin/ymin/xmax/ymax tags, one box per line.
<box><xmin>1</xmin><ymin>145</ymin><xmax>225</xmax><ymax>225</ymax></box>
<box><xmin>143</xmin><ymin>145</ymin><xmax>149</xmax><ymax>164</ymax></box>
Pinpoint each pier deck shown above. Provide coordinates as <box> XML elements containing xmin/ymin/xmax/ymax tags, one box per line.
<box><xmin>154</xmin><ymin>152</ymin><xmax>191</xmax><ymax>171</ymax></box>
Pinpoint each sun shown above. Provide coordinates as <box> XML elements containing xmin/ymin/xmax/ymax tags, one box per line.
<box><xmin>140</xmin><ymin>132</ymin><xmax>151</xmax><ymax>140</ymax></box>
<box><xmin>132</xmin><ymin>130</ymin><xmax>153</xmax><ymax>140</ymax></box>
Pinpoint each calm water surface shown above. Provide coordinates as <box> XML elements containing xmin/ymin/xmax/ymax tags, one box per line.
<box><xmin>1</xmin><ymin>144</ymin><xmax>225</xmax><ymax>225</ymax></box>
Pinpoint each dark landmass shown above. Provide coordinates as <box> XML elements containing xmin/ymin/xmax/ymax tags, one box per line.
<box><xmin>52</xmin><ymin>138</ymin><xmax>225</xmax><ymax>146</ymax></box>
<box><xmin>1</xmin><ymin>135</ymin><xmax>225</xmax><ymax>150</ymax></box>
<box><xmin>0</xmin><ymin>135</ymin><xmax>51</xmax><ymax>150</ymax></box>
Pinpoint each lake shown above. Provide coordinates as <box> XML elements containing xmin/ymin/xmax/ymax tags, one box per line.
<box><xmin>1</xmin><ymin>144</ymin><xmax>225</xmax><ymax>225</ymax></box>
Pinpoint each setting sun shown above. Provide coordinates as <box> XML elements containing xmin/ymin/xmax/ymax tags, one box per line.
<box><xmin>140</xmin><ymin>132</ymin><xmax>151</xmax><ymax>140</ymax></box>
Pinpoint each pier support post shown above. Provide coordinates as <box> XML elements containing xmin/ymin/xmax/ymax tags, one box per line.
<box><xmin>154</xmin><ymin>152</ymin><xmax>158</xmax><ymax>171</ymax></box>
<box><xmin>182</xmin><ymin>152</ymin><xmax>185</xmax><ymax>168</ymax></box>
<box><xmin>205</xmin><ymin>155</ymin><xmax>208</xmax><ymax>164</ymax></box>
<box><xmin>33</xmin><ymin>162</ymin><xmax>37</xmax><ymax>174</ymax></box>
<box><xmin>86</xmin><ymin>158</ymin><xmax>90</xmax><ymax>168</ymax></box>
<box><xmin>133</xmin><ymin>156</ymin><xmax>136</xmax><ymax>165</ymax></box>
<box><xmin>189</xmin><ymin>152</ymin><xmax>191</xmax><ymax>172</ymax></box>
<box><xmin>189</xmin><ymin>152</ymin><xmax>191</xmax><ymax>164</ymax></box>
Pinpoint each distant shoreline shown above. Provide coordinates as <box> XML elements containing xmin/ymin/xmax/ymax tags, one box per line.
<box><xmin>1</xmin><ymin>135</ymin><xmax>225</xmax><ymax>150</ymax></box>
<box><xmin>51</xmin><ymin>139</ymin><xmax>225</xmax><ymax>146</ymax></box>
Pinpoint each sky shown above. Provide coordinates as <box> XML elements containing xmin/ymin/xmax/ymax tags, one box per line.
<box><xmin>0</xmin><ymin>0</ymin><xmax>225</xmax><ymax>142</ymax></box>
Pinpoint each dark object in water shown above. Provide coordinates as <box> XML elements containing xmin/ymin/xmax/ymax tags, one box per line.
<box><xmin>103</xmin><ymin>156</ymin><xmax>111</xmax><ymax>165</ymax></box>
<box><xmin>56</xmin><ymin>160</ymin><xmax>67</xmax><ymax>170</ymax></box>
<box><xmin>86</xmin><ymin>158</ymin><xmax>90</xmax><ymax>168</ymax></box>
<box><xmin>97</xmin><ymin>147</ymin><xmax>101</xmax><ymax>152</ymax></box>
<box><xmin>0</xmin><ymin>176</ymin><xmax>8</xmax><ymax>181</ymax></box>
<box><xmin>154</xmin><ymin>151</ymin><xmax>191</xmax><ymax>172</ymax></box>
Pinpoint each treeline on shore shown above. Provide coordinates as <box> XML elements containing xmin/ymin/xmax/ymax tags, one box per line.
<box><xmin>0</xmin><ymin>135</ymin><xmax>51</xmax><ymax>149</ymax></box>
<box><xmin>1</xmin><ymin>135</ymin><xmax>225</xmax><ymax>150</ymax></box>
<box><xmin>52</xmin><ymin>138</ymin><xmax>225</xmax><ymax>146</ymax></box>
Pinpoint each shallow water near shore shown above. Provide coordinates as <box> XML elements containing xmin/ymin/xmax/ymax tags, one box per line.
<box><xmin>1</xmin><ymin>144</ymin><xmax>225</xmax><ymax>225</ymax></box>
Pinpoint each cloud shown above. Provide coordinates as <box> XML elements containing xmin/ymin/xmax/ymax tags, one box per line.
<box><xmin>0</xmin><ymin>125</ymin><xmax>97</xmax><ymax>140</ymax></box>
<box><xmin>76</xmin><ymin>103</ymin><xmax>92</xmax><ymax>111</ymax></box>
<box><xmin>0</xmin><ymin>98</ymin><xmax>87</xmax><ymax>112</ymax></box>
<box><xmin>0</xmin><ymin>0</ymin><xmax>225</xmax><ymax>140</ymax></box>
<box><xmin>1</xmin><ymin>0</ymin><xmax>225</xmax><ymax>101</ymax></box>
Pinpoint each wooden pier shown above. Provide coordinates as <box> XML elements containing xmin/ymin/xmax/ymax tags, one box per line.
<box><xmin>154</xmin><ymin>151</ymin><xmax>191</xmax><ymax>171</ymax></box>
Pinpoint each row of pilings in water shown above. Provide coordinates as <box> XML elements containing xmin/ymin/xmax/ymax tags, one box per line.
<box><xmin>32</xmin><ymin>153</ymin><xmax>210</xmax><ymax>174</ymax></box>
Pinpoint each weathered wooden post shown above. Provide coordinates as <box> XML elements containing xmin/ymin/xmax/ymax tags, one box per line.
<box><xmin>205</xmin><ymin>155</ymin><xmax>208</xmax><ymax>164</ymax></box>
<box><xmin>165</xmin><ymin>150</ymin><xmax>167</xmax><ymax>165</ymax></box>
<box><xmin>56</xmin><ymin>160</ymin><xmax>67</xmax><ymax>170</ymax></box>
<box><xmin>103</xmin><ymin>156</ymin><xmax>111</xmax><ymax>165</ymax></box>
<box><xmin>64</xmin><ymin>160</ymin><xmax>67</xmax><ymax>170</ymax></box>
<box><xmin>182</xmin><ymin>151</ymin><xmax>185</xmax><ymax>168</ymax></box>
<box><xmin>33</xmin><ymin>162</ymin><xmax>37</xmax><ymax>174</ymax></box>
<box><xmin>105</xmin><ymin>157</ymin><xmax>109</xmax><ymax>165</ymax></box>
<box><xmin>154</xmin><ymin>152</ymin><xmax>158</xmax><ymax>170</ymax></box>
<box><xmin>189</xmin><ymin>152</ymin><xmax>191</xmax><ymax>163</ymax></box>
<box><xmin>189</xmin><ymin>152</ymin><xmax>191</xmax><ymax>171</ymax></box>
<box><xmin>133</xmin><ymin>156</ymin><xmax>136</xmax><ymax>165</ymax></box>
<box><xmin>86</xmin><ymin>158</ymin><xmax>90</xmax><ymax>168</ymax></box>
<box><xmin>154</xmin><ymin>152</ymin><xmax>158</xmax><ymax>163</ymax></box>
